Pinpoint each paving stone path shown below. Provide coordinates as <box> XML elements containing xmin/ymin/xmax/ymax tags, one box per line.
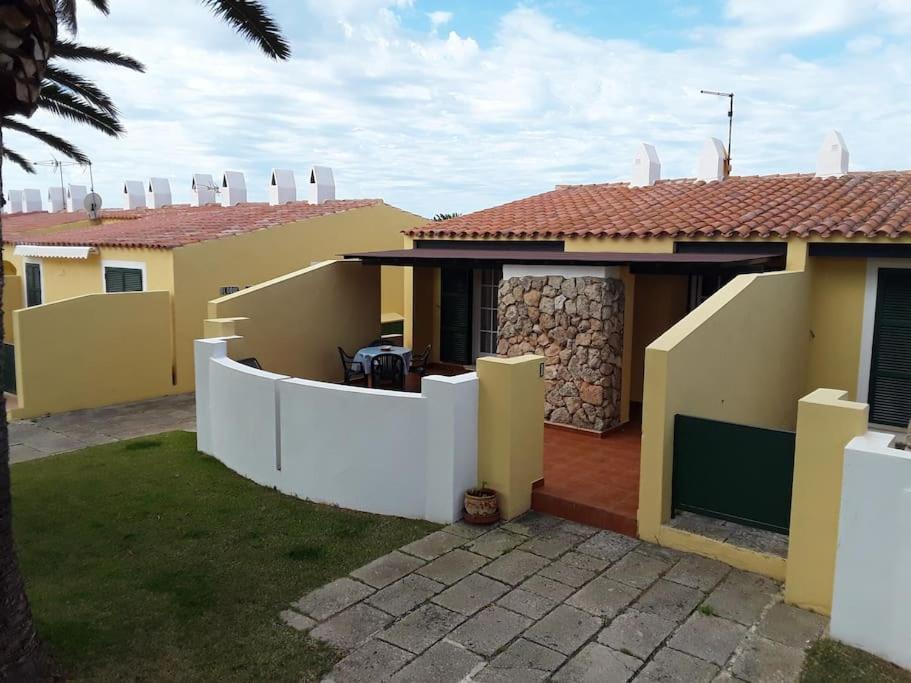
<box><xmin>281</xmin><ymin>511</ymin><xmax>827</xmax><ymax>682</ymax></box>
<box><xmin>9</xmin><ymin>394</ymin><xmax>196</xmax><ymax>463</ymax></box>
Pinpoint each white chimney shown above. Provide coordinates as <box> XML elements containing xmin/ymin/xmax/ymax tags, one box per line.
<box><xmin>146</xmin><ymin>177</ymin><xmax>172</xmax><ymax>208</ymax></box>
<box><xmin>630</xmin><ymin>143</ymin><xmax>661</xmax><ymax>188</ymax></box>
<box><xmin>66</xmin><ymin>184</ymin><xmax>87</xmax><ymax>213</ymax></box>
<box><xmin>309</xmin><ymin>166</ymin><xmax>335</xmax><ymax>204</ymax></box>
<box><xmin>268</xmin><ymin>169</ymin><xmax>296</xmax><ymax>205</ymax></box>
<box><xmin>220</xmin><ymin>171</ymin><xmax>247</xmax><ymax>207</ymax></box>
<box><xmin>191</xmin><ymin>173</ymin><xmax>217</xmax><ymax>206</ymax></box>
<box><xmin>816</xmin><ymin>130</ymin><xmax>849</xmax><ymax>178</ymax></box>
<box><xmin>122</xmin><ymin>180</ymin><xmax>146</xmax><ymax>209</ymax></box>
<box><xmin>47</xmin><ymin>186</ymin><xmax>65</xmax><ymax>213</ymax></box>
<box><xmin>697</xmin><ymin>137</ymin><xmax>727</xmax><ymax>183</ymax></box>
<box><xmin>22</xmin><ymin>189</ymin><xmax>42</xmax><ymax>212</ymax></box>
<box><xmin>6</xmin><ymin>190</ymin><xmax>23</xmax><ymax>214</ymax></box>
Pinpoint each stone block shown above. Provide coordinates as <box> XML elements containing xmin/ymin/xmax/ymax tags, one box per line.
<box><xmin>703</xmin><ymin>571</ymin><xmax>779</xmax><ymax>626</ymax></box>
<box><xmin>518</xmin><ymin>531</ymin><xmax>581</xmax><ymax>559</ymax></box>
<box><xmin>480</xmin><ymin>550</ymin><xmax>550</xmax><ymax>585</ymax></box>
<box><xmin>432</xmin><ymin>573</ymin><xmax>511</xmax><ymax>616</ymax></box>
<box><xmin>667</xmin><ymin>612</ymin><xmax>748</xmax><ymax>665</ymax></box>
<box><xmin>664</xmin><ymin>554</ymin><xmax>730</xmax><ymax>592</ymax></box>
<box><xmin>497</xmin><ymin>587</ymin><xmax>559</xmax><ymax>620</ymax></box>
<box><xmin>756</xmin><ymin>602</ymin><xmax>827</xmax><ymax>649</ymax></box>
<box><xmin>367</xmin><ymin>574</ymin><xmax>445</xmax><ymax>617</ymax></box>
<box><xmin>635</xmin><ymin>647</ymin><xmax>719</xmax><ymax>683</ymax></box>
<box><xmin>468</xmin><ymin>529</ymin><xmax>526</xmax><ymax>558</ymax></box>
<box><xmin>390</xmin><ymin>640</ymin><xmax>484</xmax><ymax>683</ymax></box>
<box><xmin>576</xmin><ymin>530</ymin><xmax>640</xmax><ymax>562</ymax></box>
<box><xmin>597</xmin><ymin>609</ymin><xmax>676</xmax><ymax>660</ymax></box>
<box><xmin>552</xmin><ymin>642</ymin><xmax>640</xmax><ymax>682</ymax></box>
<box><xmin>416</xmin><ymin>549</ymin><xmax>487</xmax><ymax>585</ymax></box>
<box><xmin>634</xmin><ymin>579</ymin><xmax>703</xmax><ymax>623</ymax></box>
<box><xmin>450</xmin><ymin>605</ymin><xmax>532</xmax><ymax>656</ymax></box>
<box><xmin>351</xmin><ymin>551</ymin><xmax>425</xmax><ymax>589</ymax></box>
<box><xmin>730</xmin><ymin>635</ymin><xmax>806</xmax><ymax>683</ymax></box>
<box><xmin>537</xmin><ymin>558</ymin><xmax>597</xmax><ymax>588</ymax></box>
<box><xmin>567</xmin><ymin>575</ymin><xmax>641</xmax><ymax>619</ymax></box>
<box><xmin>400</xmin><ymin>530</ymin><xmax>465</xmax><ymax>560</ymax></box>
<box><xmin>475</xmin><ymin>638</ymin><xmax>565</xmax><ymax>682</ymax></box>
<box><xmin>293</xmin><ymin>577</ymin><xmax>374</xmax><ymax>620</ymax></box>
<box><xmin>378</xmin><ymin>603</ymin><xmax>465</xmax><ymax>654</ymax></box>
<box><xmin>604</xmin><ymin>551</ymin><xmax>672</xmax><ymax>590</ymax></box>
<box><xmin>524</xmin><ymin>604</ymin><xmax>601</xmax><ymax>655</ymax></box>
<box><xmin>310</xmin><ymin>603</ymin><xmax>392</xmax><ymax>650</ymax></box>
<box><xmin>328</xmin><ymin>640</ymin><xmax>414</xmax><ymax>683</ymax></box>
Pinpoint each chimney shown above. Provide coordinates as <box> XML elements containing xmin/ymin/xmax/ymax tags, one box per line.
<box><xmin>6</xmin><ymin>190</ymin><xmax>23</xmax><ymax>214</ymax></box>
<box><xmin>220</xmin><ymin>171</ymin><xmax>247</xmax><ymax>207</ymax></box>
<box><xmin>122</xmin><ymin>180</ymin><xmax>146</xmax><ymax>209</ymax></box>
<box><xmin>22</xmin><ymin>189</ymin><xmax>42</xmax><ymax>212</ymax></box>
<box><xmin>146</xmin><ymin>177</ymin><xmax>172</xmax><ymax>208</ymax></box>
<box><xmin>47</xmin><ymin>186</ymin><xmax>65</xmax><ymax>213</ymax></box>
<box><xmin>191</xmin><ymin>173</ymin><xmax>217</xmax><ymax>206</ymax></box>
<box><xmin>630</xmin><ymin>143</ymin><xmax>661</xmax><ymax>187</ymax></box>
<box><xmin>816</xmin><ymin>130</ymin><xmax>849</xmax><ymax>178</ymax></box>
<box><xmin>697</xmin><ymin>137</ymin><xmax>727</xmax><ymax>183</ymax></box>
<box><xmin>268</xmin><ymin>169</ymin><xmax>296</xmax><ymax>205</ymax></box>
<box><xmin>309</xmin><ymin>166</ymin><xmax>335</xmax><ymax>204</ymax></box>
<box><xmin>66</xmin><ymin>184</ymin><xmax>87</xmax><ymax>213</ymax></box>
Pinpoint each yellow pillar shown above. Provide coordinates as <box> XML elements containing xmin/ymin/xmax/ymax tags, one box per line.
<box><xmin>785</xmin><ymin>388</ymin><xmax>868</xmax><ymax>615</ymax></box>
<box><xmin>477</xmin><ymin>355</ymin><xmax>545</xmax><ymax>520</ymax></box>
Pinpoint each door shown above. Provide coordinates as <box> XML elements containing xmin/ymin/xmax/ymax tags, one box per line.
<box><xmin>868</xmin><ymin>268</ymin><xmax>911</xmax><ymax>427</ymax></box>
<box><xmin>24</xmin><ymin>262</ymin><xmax>42</xmax><ymax>307</ymax></box>
<box><xmin>477</xmin><ymin>267</ymin><xmax>502</xmax><ymax>357</ymax></box>
<box><xmin>440</xmin><ymin>267</ymin><xmax>472</xmax><ymax>365</ymax></box>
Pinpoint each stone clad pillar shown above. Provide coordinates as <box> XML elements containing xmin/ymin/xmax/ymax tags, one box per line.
<box><xmin>497</xmin><ymin>274</ymin><xmax>624</xmax><ymax>432</ymax></box>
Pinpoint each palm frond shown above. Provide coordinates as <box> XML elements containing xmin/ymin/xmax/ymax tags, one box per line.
<box><xmin>52</xmin><ymin>40</ymin><xmax>145</xmax><ymax>72</ymax></box>
<box><xmin>2</xmin><ymin>147</ymin><xmax>36</xmax><ymax>174</ymax></box>
<box><xmin>1</xmin><ymin>117</ymin><xmax>90</xmax><ymax>164</ymax></box>
<box><xmin>56</xmin><ymin>0</ymin><xmax>110</xmax><ymax>32</ymax></box>
<box><xmin>38</xmin><ymin>82</ymin><xmax>124</xmax><ymax>136</ymax></box>
<box><xmin>200</xmin><ymin>0</ymin><xmax>291</xmax><ymax>60</ymax></box>
<box><xmin>45</xmin><ymin>64</ymin><xmax>118</xmax><ymax>116</ymax></box>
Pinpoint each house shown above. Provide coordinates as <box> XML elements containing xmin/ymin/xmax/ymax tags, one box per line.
<box><xmin>2</xmin><ymin>168</ymin><xmax>426</xmax><ymax>418</ymax></box>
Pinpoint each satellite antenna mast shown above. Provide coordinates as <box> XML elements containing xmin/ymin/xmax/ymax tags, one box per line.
<box><xmin>700</xmin><ymin>89</ymin><xmax>734</xmax><ymax>177</ymax></box>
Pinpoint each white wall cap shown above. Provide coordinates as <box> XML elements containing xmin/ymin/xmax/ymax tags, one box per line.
<box><xmin>631</xmin><ymin>142</ymin><xmax>661</xmax><ymax>187</ymax></box>
<box><xmin>816</xmin><ymin>130</ymin><xmax>850</xmax><ymax>178</ymax></box>
<box><xmin>696</xmin><ymin>137</ymin><xmax>727</xmax><ymax>183</ymax></box>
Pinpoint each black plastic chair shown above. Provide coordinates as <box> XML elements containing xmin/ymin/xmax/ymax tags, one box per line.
<box><xmin>337</xmin><ymin>347</ymin><xmax>367</xmax><ymax>386</ymax></box>
<box><xmin>237</xmin><ymin>357</ymin><xmax>262</xmax><ymax>370</ymax></box>
<box><xmin>410</xmin><ymin>345</ymin><xmax>432</xmax><ymax>376</ymax></box>
<box><xmin>371</xmin><ymin>353</ymin><xmax>406</xmax><ymax>391</ymax></box>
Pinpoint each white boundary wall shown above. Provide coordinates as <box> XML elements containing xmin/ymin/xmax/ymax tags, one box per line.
<box><xmin>830</xmin><ymin>431</ymin><xmax>911</xmax><ymax>670</ymax></box>
<box><xmin>194</xmin><ymin>338</ymin><xmax>478</xmax><ymax>523</ymax></box>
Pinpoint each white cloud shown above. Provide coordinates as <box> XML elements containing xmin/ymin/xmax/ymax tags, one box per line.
<box><xmin>4</xmin><ymin>3</ymin><xmax>911</xmax><ymax>219</ymax></box>
<box><xmin>428</xmin><ymin>11</ymin><xmax>454</xmax><ymax>29</ymax></box>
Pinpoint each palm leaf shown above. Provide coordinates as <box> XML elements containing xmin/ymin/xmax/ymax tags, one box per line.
<box><xmin>2</xmin><ymin>117</ymin><xmax>90</xmax><ymax>164</ymax></box>
<box><xmin>39</xmin><ymin>82</ymin><xmax>124</xmax><ymax>136</ymax></box>
<box><xmin>200</xmin><ymin>0</ymin><xmax>291</xmax><ymax>60</ymax></box>
<box><xmin>56</xmin><ymin>0</ymin><xmax>110</xmax><ymax>32</ymax></box>
<box><xmin>45</xmin><ymin>64</ymin><xmax>118</xmax><ymax>116</ymax></box>
<box><xmin>52</xmin><ymin>40</ymin><xmax>145</xmax><ymax>72</ymax></box>
<box><xmin>2</xmin><ymin>146</ymin><xmax>37</xmax><ymax>174</ymax></box>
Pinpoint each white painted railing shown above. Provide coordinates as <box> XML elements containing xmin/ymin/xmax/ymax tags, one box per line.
<box><xmin>194</xmin><ymin>338</ymin><xmax>478</xmax><ymax>523</ymax></box>
<box><xmin>830</xmin><ymin>432</ymin><xmax>911</xmax><ymax>670</ymax></box>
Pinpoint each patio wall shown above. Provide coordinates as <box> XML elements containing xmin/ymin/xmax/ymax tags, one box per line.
<box><xmin>195</xmin><ymin>338</ymin><xmax>478</xmax><ymax>523</ymax></box>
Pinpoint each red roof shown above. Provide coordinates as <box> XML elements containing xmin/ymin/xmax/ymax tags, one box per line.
<box><xmin>408</xmin><ymin>171</ymin><xmax>911</xmax><ymax>240</ymax></box>
<box><xmin>3</xmin><ymin>200</ymin><xmax>383</xmax><ymax>249</ymax></box>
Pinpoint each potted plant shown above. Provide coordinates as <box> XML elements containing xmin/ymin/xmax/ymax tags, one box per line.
<box><xmin>464</xmin><ymin>482</ymin><xmax>499</xmax><ymax>524</ymax></box>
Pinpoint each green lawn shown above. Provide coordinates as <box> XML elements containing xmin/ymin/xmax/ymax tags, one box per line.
<box><xmin>801</xmin><ymin>639</ymin><xmax>911</xmax><ymax>683</ymax></box>
<box><xmin>11</xmin><ymin>431</ymin><xmax>437</xmax><ymax>682</ymax></box>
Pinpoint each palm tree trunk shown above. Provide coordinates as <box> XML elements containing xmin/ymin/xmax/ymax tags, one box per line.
<box><xmin>0</xmin><ymin>127</ymin><xmax>54</xmax><ymax>681</ymax></box>
<box><xmin>0</xmin><ymin>0</ymin><xmax>57</xmax><ymax>117</ymax></box>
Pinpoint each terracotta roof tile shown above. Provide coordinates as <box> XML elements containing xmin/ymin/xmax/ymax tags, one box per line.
<box><xmin>408</xmin><ymin>171</ymin><xmax>911</xmax><ymax>240</ymax></box>
<box><xmin>3</xmin><ymin>200</ymin><xmax>384</xmax><ymax>249</ymax></box>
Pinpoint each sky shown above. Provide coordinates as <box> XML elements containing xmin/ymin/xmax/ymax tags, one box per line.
<box><xmin>5</xmin><ymin>0</ymin><xmax>911</xmax><ymax>218</ymax></box>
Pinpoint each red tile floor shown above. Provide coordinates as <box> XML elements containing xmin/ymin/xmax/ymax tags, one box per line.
<box><xmin>532</xmin><ymin>417</ymin><xmax>642</xmax><ymax>537</ymax></box>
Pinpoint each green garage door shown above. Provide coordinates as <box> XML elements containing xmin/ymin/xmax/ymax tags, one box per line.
<box><xmin>868</xmin><ymin>268</ymin><xmax>911</xmax><ymax>427</ymax></box>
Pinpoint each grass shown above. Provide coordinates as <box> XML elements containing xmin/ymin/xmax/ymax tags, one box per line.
<box><xmin>697</xmin><ymin>603</ymin><xmax>717</xmax><ymax>617</ymax></box>
<box><xmin>801</xmin><ymin>639</ymin><xmax>911</xmax><ymax>683</ymax></box>
<box><xmin>11</xmin><ymin>431</ymin><xmax>438</xmax><ymax>681</ymax></box>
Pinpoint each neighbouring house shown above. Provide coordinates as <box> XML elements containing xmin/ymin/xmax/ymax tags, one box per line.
<box><xmin>2</xmin><ymin>168</ymin><xmax>425</xmax><ymax>418</ymax></box>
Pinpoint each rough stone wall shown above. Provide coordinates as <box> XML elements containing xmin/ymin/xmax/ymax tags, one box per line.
<box><xmin>496</xmin><ymin>275</ymin><xmax>624</xmax><ymax>432</ymax></box>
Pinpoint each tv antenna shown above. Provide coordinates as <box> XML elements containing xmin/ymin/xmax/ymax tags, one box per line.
<box><xmin>700</xmin><ymin>90</ymin><xmax>734</xmax><ymax>177</ymax></box>
<box><xmin>34</xmin><ymin>158</ymin><xmax>95</xmax><ymax>203</ymax></box>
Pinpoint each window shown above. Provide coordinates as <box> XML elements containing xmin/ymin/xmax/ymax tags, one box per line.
<box><xmin>687</xmin><ymin>273</ymin><xmax>735</xmax><ymax>312</ymax></box>
<box><xmin>24</xmin><ymin>262</ymin><xmax>42</xmax><ymax>307</ymax></box>
<box><xmin>478</xmin><ymin>267</ymin><xmax>501</xmax><ymax>356</ymax></box>
<box><xmin>104</xmin><ymin>266</ymin><xmax>143</xmax><ymax>293</ymax></box>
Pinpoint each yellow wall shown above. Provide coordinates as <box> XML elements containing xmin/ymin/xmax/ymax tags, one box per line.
<box><xmin>3</xmin><ymin>275</ymin><xmax>22</xmax><ymax>344</ymax></box>
<box><xmin>638</xmin><ymin>270</ymin><xmax>811</xmax><ymax>544</ymax></box>
<box><xmin>171</xmin><ymin>203</ymin><xmax>424</xmax><ymax>390</ymax></box>
<box><xmin>806</xmin><ymin>257</ymin><xmax>866</xmax><ymax>400</ymax></box>
<box><xmin>11</xmin><ymin>291</ymin><xmax>175</xmax><ymax>419</ymax></box>
<box><xmin>477</xmin><ymin>354</ymin><xmax>545</xmax><ymax>520</ymax></box>
<box><xmin>630</xmin><ymin>274</ymin><xmax>689</xmax><ymax>404</ymax></box>
<box><xmin>207</xmin><ymin>260</ymin><xmax>380</xmax><ymax>382</ymax></box>
<box><xmin>785</xmin><ymin>388</ymin><xmax>869</xmax><ymax>615</ymax></box>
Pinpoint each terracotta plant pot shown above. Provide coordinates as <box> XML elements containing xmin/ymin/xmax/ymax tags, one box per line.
<box><xmin>463</xmin><ymin>488</ymin><xmax>499</xmax><ymax>525</ymax></box>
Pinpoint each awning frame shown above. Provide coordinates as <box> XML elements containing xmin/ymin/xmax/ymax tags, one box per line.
<box><xmin>13</xmin><ymin>245</ymin><xmax>98</xmax><ymax>260</ymax></box>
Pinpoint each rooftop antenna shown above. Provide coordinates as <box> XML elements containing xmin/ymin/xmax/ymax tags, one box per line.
<box><xmin>700</xmin><ymin>89</ymin><xmax>734</xmax><ymax>177</ymax></box>
<box><xmin>34</xmin><ymin>158</ymin><xmax>93</xmax><ymax>199</ymax></box>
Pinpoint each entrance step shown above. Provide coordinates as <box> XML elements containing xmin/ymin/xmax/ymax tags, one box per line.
<box><xmin>532</xmin><ymin>485</ymin><xmax>637</xmax><ymax>537</ymax></box>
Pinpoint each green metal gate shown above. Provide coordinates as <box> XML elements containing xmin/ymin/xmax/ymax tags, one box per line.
<box><xmin>672</xmin><ymin>414</ymin><xmax>795</xmax><ymax>534</ymax></box>
<box><xmin>1</xmin><ymin>343</ymin><xmax>15</xmax><ymax>394</ymax></box>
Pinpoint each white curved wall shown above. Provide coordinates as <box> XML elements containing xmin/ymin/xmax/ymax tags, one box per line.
<box><xmin>195</xmin><ymin>338</ymin><xmax>478</xmax><ymax>523</ymax></box>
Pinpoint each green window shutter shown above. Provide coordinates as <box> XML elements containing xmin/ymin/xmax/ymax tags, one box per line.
<box><xmin>869</xmin><ymin>268</ymin><xmax>911</xmax><ymax>427</ymax></box>
<box><xmin>25</xmin><ymin>263</ymin><xmax>42</xmax><ymax>307</ymax></box>
<box><xmin>104</xmin><ymin>267</ymin><xmax>143</xmax><ymax>293</ymax></box>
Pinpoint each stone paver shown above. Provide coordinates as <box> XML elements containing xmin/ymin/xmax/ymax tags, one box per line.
<box><xmin>416</xmin><ymin>549</ymin><xmax>487</xmax><ymax>585</ymax></box>
<box><xmin>475</xmin><ymin>638</ymin><xmax>565</xmax><ymax>682</ymax></box>
<box><xmin>668</xmin><ymin>612</ymin><xmax>748</xmax><ymax>665</ymax></box>
<box><xmin>442</xmin><ymin>521</ymin><xmax>494</xmax><ymax>539</ymax></box>
<box><xmin>450</xmin><ymin>605</ymin><xmax>532</xmax><ymax>656</ymax></box>
<box><xmin>524</xmin><ymin>604</ymin><xmax>601</xmax><ymax>655</ymax></box>
<box><xmin>297</xmin><ymin>512</ymin><xmax>828</xmax><ymax>683</ymax></box>
<box><xmin>730</xmin><ymin>634</ymin><xmax>806</xmax><ymax>682</ymax></box>
<box><xmin>378</xmin><ymin>603</ymin><xmax>465</xmax><ymax>654</ymax></box>
<box><xmin>553</xmin><ymin>642</ymin><xmax>641</xmax><ymax>682</ymax></box>
<box><xmin>432</xmin><ymin>573</ymin><xmax>510</xmax><ymax>616</ymax></box>
<box><xmin>9</xmin><ymin>394</ymin><xmax>196</xmax><ymax>463</ymax></box>
<box><xmin>351</xmin><ymin>551</ymin><xmax>425</xmax><ymax>589</ymax></box>
<box><xmin>598</xmin><ymin>609</ymin><xmax>676</xmax><ymax>660</ymax></box>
